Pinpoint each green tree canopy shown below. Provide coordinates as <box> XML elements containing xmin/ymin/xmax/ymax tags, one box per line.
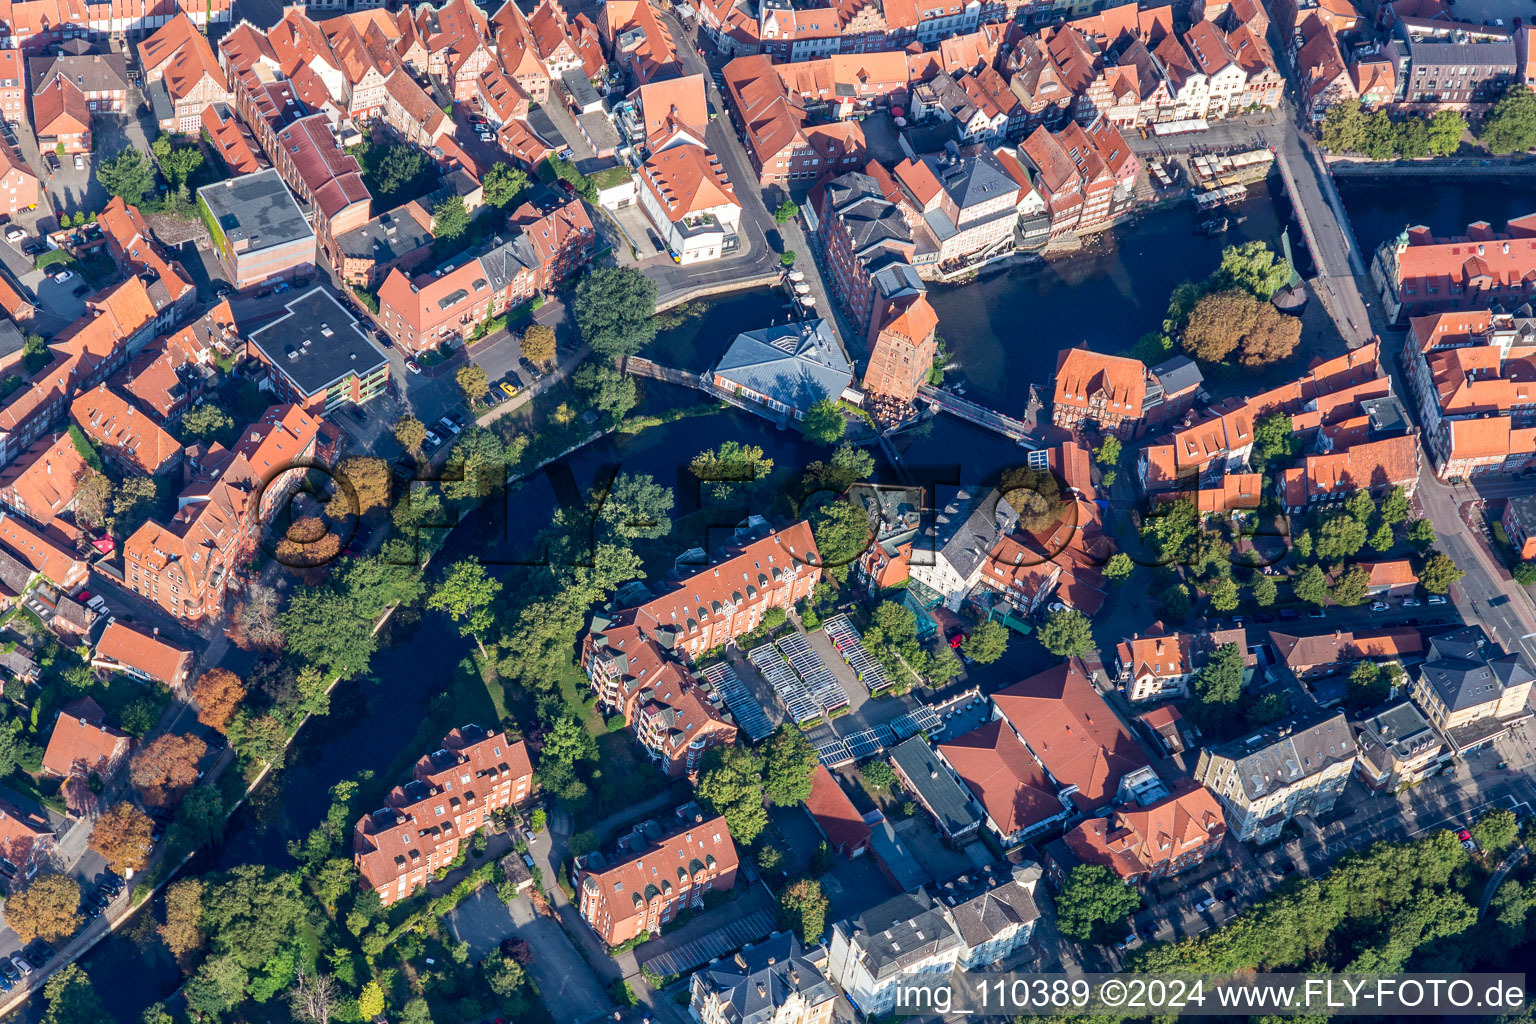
<box><xmin>1481</xmin><ymin>84</ymin><xmax>1536</xmax><ymax>155</ymax></box>
<box><xmin>1427</xmin><ymin>110</ymin><xmax>1467</xmax><ymax>156</ymax></box>
<box><xmin>428</xmin><ymin>557</ymin><xmax>502</xmax><ymax>656</ymax></box>
<box><xmin>456</xmin><ymin>362</ymin><xmax>490</xmax><ymax>404</ymax></box>
<box><xmin>1103</xmin><ymin>552</ymin><xmax>1134</xmax><ymax>584</ymax></box>
<box><xmin>573</xmin><ymin>362</ymin><xmax>638</xmax><ymax>423</ymax></box>
<box><xmin>1347</xmin><ymin>661</ymin><xmax>1388</xmax><ymax>708</ymax></box>
<box><xmin>779</xmin><ymin>878</ymin><xmax>828</xmax><ymax>943</ymax></box>
<box><xmin>961</xmin><ymin>620</ymin><xmax>1009</xmax><ymax>664</ymax></box>
<box><xmin>1293</xmin><ymin>564</ymin><xmax>1330</xmax><ymax>606</ymax></box>
<box><xmin>432</xmin><ymin>194</ymin><xmax>470</xmax><ymax>240</ymax></box>
<box><xmin>763</xmin><ymin>727</ymin><xmax>817</xmax><ymax>806</ymax></box>
<box><xmin>97</xmin><ymin>149</ymin><xmax>153</xmax><ymax>204</ymax></box>
<box><xmin>801</xmin><ymin>398</ymin><xmax>846</xmax><ymax>445</ymax></box>
<box><xmin>1418</xmin><ymin>551</ymin><xmax>1464</xmax><ymax>594</ymax></box>
<box><xmin>810</xmin><ymin>498</ymin><xmax>872</xmax><ymax>583</ymax></box>
<box><xmin>1190</xmin><ymin>642</ymin><xmax>1245</xmax><ymax>735</ymax></box>
<box><xmin>1056</xmin><ymin>865</ymin><xmax>1142</xmax><ymax>943</ymax></box>
<box><xmin>1315</xmin><ymin>513</ymin><xmax>1368</xmax><ymax>562</ymax></box>
<box><xmin>1038</xmin><ymin>608</ymin><xmax>1093</xmax><ymax>659</ymax></box>
<box><xmin>1251</xmin><ymin>574</ymin><xmax>1278</xmax><ymax>606</ymax></box>
<box><xmin>597</xmin><ymin>473</ymin><xmax>675</xmax><ymax>541</ymax></box>
<box><xmin>483</xmin><ymin>163</ymin><xmax>531</xmax><ymax>208</ymax></box>
<box><xmin>695</xmin><ymin>745</ymin><xmax>768</xmax><ymax>844</ymax></box>
<box><xmin>573</xmin><ymin>267</ymin><xmax>658</xmax><ymax>359</ymax></box>
<box><xmin>42</xmin><ymin>964</ymin><xmax>105</xmax><ymax>1024</ymax></box>
<box><xmin>1331</xmin><ymin>565</ymin><xmax>1371</xmax><ymax>606</ymax></box>
<box><xmin>1213</xmin><ymin>240</ymin><xmax>1292</xmax><ymax>300</ymax></box>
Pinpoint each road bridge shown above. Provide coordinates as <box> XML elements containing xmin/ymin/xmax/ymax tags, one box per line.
<box><xmin>916</xmin><ymin>385</ymin><xmax>1038</xmax><ymax>446</ymax></box>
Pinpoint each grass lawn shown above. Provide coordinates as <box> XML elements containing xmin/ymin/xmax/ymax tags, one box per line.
<box><xmin>6</xmin><ymin>769</ymin><xmax>67</xmax><ymax>815</ymax></box>
<box><xmin>556</xmin><ymin>658</ymin><xmax>606</xmax><ymax>736</ymax></box>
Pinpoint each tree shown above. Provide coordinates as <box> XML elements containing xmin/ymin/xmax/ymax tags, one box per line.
<box><xmin>456</xmin><ymin>362</ymin><xmax>490</xmax><ymax>404</ymax></box>
<box><xmin>1293</xmin><ymin>564</ymin><xmax>1330</xmax><ymax>606</ymax></box>
<box><xmin>41</xmin><ymin>964</ymin><xmax>104</xmax><ymax>1024</ymax></box>
<box><xmin>192</xmin><ymin>668</ymin><xmax>245</xmax><ymax>732</ymax></box>
<box><xmin>1208</xmin><ymin>576</ymin><xmax>1239</xmax><ymax>612</ymax></box>
<box><xmin>1331</xmin><ymin>565</ymin><xmax>1371</xmax><ymax>606</ymax></box>
<box><xmin>1347</xmin><ymin>661</ymin><xmax>1388</xmax><ymax>708</ymax></box>
<box><xmin>1344</xmin><ymin>489</ymin><xmax>1376</xmax><ymax>522</ymax></box>
<box><xmin>88</xmin><ymin>802</ymin><xmax>154</xmax><ymax>874</ymax></box>
<box><xmin>811</xmin><ymin>499</ymin><xmax>872</xmax><ymax>583</ymax></box>
<box><xmin>443</xmin><ymin>427</ymin><xmax>525</xmax><ymax>501</ymax></box>
<box><xmin>4</xmin><ymin>874</ymin><xmax>81</xmax><ymax>943</ymax></box>
<box><xmin>429</xmin><ymin>557</ymin><xmax>502</xmax><ymax>657</ymax></box>
<box><xmin>764</xmin><ymin>727</ymin><xmax>817</xmax><ymax>806</ymax></box>
<box><xmin>180</xmin><ymin>403</ymin><xmax>233</xmax><ymax>443</ymax></box>
<box><xmin>774</xmin><ymin>199</ymin><xmax>800</xmax><ymax>223</ymax></box>
<box><xmin>1315</xmin><ymin>513</ymin><xmax>1368</xmax><ymax>562</ymax></box>
<box><xmin>1471</xmin><ymin>808</ymin><xmax>1520</xmax><ymax>855</ymax></box>
<box><xmin>1190</xmin><ymin>643</ymin><xmax>1245</xmax><ymax>734</ymax></box>
<box><xmin>1251</xmin><ymin>574</ymin><xmax>1278</xmax><ymax>606</ymax></box>
<box><xmin>1379</xmin><ymin>485</ymin><xmax>1410</xmax><ymax>525</ymax></box>
<box><xmin>169</xmin><ymin>786</ymin><xmax>226</xmax><ymax>856</ymax></box>
<box><xmin>1368</xmin><ymin>522</ymin><xmax>1395</xmax><ymax>553</ymax></box>
<box><xmin>801</xmin><ymin>398</ymin><xmax>845</xmax><ymax>445</ymax></box>
<box><xmin>1055</xmin><ymin>865</ymin><xmax>1142</xmax><ymax>943</ymax></box>
<box><xmin>152</xmin><ymin>135</ymin><xmax>203</xmax><ymax>190</ymax></box>
<box><xmin>862</xmin><ymin>759</ymin><xmax>897</xmax><ymax>789</ymax></box>
<box><xmin>227</xmin><ymin>709</ymin><xmax>289</xmax><ymax>767</ymax></box>
<box><xmin>112</xmin><ymin>475</ymin><xmax>159</xmax><ymax>537</ymax></box>
<box><xmin>358</xmin><ymin>981</ymin><xmax>386</xmax><ymax>1019</ymax></box>
<box><xmin>483</xmin><ymin>952</ymin><xmax>525</xmax><ymax>997</ymax></box>
<box><xmin>1361</xmin><ymin>109</ymin><xmax>1399</xmax><ymax>161</ymax></box>
<box><xmin>573</xmin><ymin>361</ymin><xmax>638</xmax><ymax>422</ymax></box>
<box><xmin>1320</xmin><ymin>97</ymin><xmax>1365</xmax><ymax>153</ymax></box>
<box><xmin>780</xmin><ymin>250</ymin><xmax>797</xmax><ymax>267</ymax></box>
<box><xmin>1408</xmin><ymin>517</ymin><xmax>1437</xmax><ymax>549</ymax></box>
<box><xmin>159</xmin><ymin>878</ymin><xmax>204</xmax><ymax>956</ymax></box>
<box><xmin>691</xmin><ymin>442</ymin><xmax>775</xmax><ymax>501</ymax></box>
<box><xmin>1397</xmin><ymin>116</ymin><xmax>1431</xmax><ymax>159</ymax></box>
<box><xmin>202</xmin><ymin>864</ymin><xmax>307</xmax><ymax>971</ymax></box>
<box><xmin>336</xmin><ymin>456</ymin><xmax>391</xmax><ymax>517</ymax></box>
<box><xmin>695</xmin><ymin>745</ymin><xmax>767</xmax><ymax>844</ymax></box>
<box><xmin>184</xmin><ymin>955</ymin><xmax>248</xmax><ymax>1017</ymax></box>
<box><xmin>1182</xmin><ymin>289</ymin><xmax>1257</xmax><ymax>362</ymax></box>
<box><xmin>804</xmin><ymin>442</ymin><xmax>875</xmax><ymax>492</ymax></box>
<box><xmin>961</xmin><ymin>620</ymin><xmax>1009</xmax><ymax>664</ymax></box>
<box><xmin>96</xmin><ymin>149</ymin><xmax>152</xmax><ymax>204</ymax></box>
<box><xmin>521</xmin><ymin>323</ymin><xmax>557</xmax><ymax>366</ymax></box>
<box><xmin>73</xmin><ymin>471</ymin><xmax>112</xmax><ymax>529</ymax></box>
<box><xmin>483</xmin><ymin>163</ymin><xmax>531</xmax><ymax>208</ymax></box>
<box><xmin>1038</xmin><ymin>607</ymin><xmax>1093</xmax><ymax>658</ymax></box>
<box><xmin>1419</xmin><ymin>552</ymin><xmax>1464</xmax><ymax>594</ymax></box>
<box><xmin>130</xmin><ymin>733</ymin><xmax>206</xmax><ymax>807</ymax></box>
<box><xmin>1239</xmin><ymin>305</ymin><xmax>1302</xmax><ymax>367</ymax></box>
<box><xmin>1094</xmin><ymin>436</ymin><xmax>1121</xmax><ymax>466</ymax></box>
<box><xmin>289</xmin><ymin>969</ymin><xmax>340</xmax><ymax>1024</ymax></box>
<box><xmin>780</xmin><ymin>878</ymin><xmax>828</xmax><ymax>943</ymax></box>
<box><xmin>572</xmin><ymin>267</ymin><xmax>658</xmax><ymax>360</ymax></box>
<box><xmin>1481</xmin><ymin>84</ymin><xmax>1536</xmax><ymax>155</ymax></box>
<box><xmin>1514</xmin><ymin>561</ymin><xmax>1536</xmax><ymax>586</ymax></box>
<box><xmin>142</xmin><ymin>1003</ymin><xmax>175</xmax><ymax>1024</ymax></box>
<box><xmin>281</xmin><ymin>588</ymin><xmax>378</xmax><ymax>680</ymax></box>
<box><xmin>597</xmin><ymin>473</ymin><xmax>674</xmax><ymax>541</ymax></box>
<box><xmin>432</xmin><ymin>194</ymin><xmax>469</xmax><ymax>239</ymax></box>
<box><xmin>394</xmin><ymin>415</ymin><xmax>427</xmax><ymax>452</ymax></box>
<box><xmin>1214</xmin><ymin>240</ymin><xmax>1292</xmax><ymax>300</ymax></box>
<box><xmin>1103</xmin><ymin>552</ymin><xmax>1133</xmax><ymax>584</ymax></box>
<box><xmin>1427</xmin><ymin>109</ymin><xmax>1467</xmax><ymax>156</ymax></box>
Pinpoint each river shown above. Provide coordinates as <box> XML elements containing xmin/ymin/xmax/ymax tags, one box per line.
<box><xmin>67</xmin><ymin>171</ymin><xmax>1519</xmax><ymax>1022</ymax></box>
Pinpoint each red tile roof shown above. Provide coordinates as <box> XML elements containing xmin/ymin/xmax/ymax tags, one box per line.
<box><xmin>1053</xmin><ymin>348</ymin><xmax>1147</xmax><ymax>419</ymax></box>
<box><xmin>0</xmin><ymin>433</ymin><xmax>92</xmax><ymax>527</ymax></box>
<box><xmin>639</xmin><ymin>145</ymin><xmax>739</xmax><ymax>222</ymax></box>
<box><xmin>41</xmin><ymin>696</ymin><xmax>130</xmax><ymax>780</ymax></box>
<box><xmin>0</xmin><ymin>511</ymin><xmax>85</xmax><ymax>587</ymax></box>
<box><xmin>70</xmin><ymin>384</ymin><xmax>182</xmax><ymax>476</ymax></box>
<box><xmin>991</xmin><ymin>657</ymin><xmax>1151</xmax><ymax>812</ymax></box>
<box><xmin>1063</xmin><ymin>781</ymin><xmax>1225</xmax><ymax>880</ymax></box>
<box><xmin>938</xmin><ymin>719</ymin><xmax>1062</xmax><ymax>836</ymax></box>
<box><xmin>94</xmin><ymin>620</ymin><xmax>192</xmax><ymax>685</ymax></box>
<box><xmin>804</xmin><ymin>765</ymin><xmax>871</xmax><ymax>854</ymax></box>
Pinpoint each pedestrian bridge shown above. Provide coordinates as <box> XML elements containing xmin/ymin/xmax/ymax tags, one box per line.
<box><xmin>916</xmin><ymin>385</ymin><xmax>1037</xmax><ymax>447</ymax></box>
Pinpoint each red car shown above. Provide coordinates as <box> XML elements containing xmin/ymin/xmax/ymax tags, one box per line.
<box><xmin>949</xmin><ymin>633</ymin><xmax>966</xmax><ymax>649</ymax></box>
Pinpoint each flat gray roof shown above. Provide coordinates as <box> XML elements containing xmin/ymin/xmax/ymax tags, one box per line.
<box><xmin>197</xmin><ymin>168</ymin><xmax>315</xmax><ymax>255</ymax></box>
<box><xmin>247</xmin><ymin>287</ymin><xmax>388</xmax><ymax>397</ymax></box>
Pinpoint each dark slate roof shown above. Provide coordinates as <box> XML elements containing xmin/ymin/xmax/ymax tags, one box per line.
<box><xmin>337</xmin><ymin>206</ymin><xmax>435</xmax><ymax>262</ymax></box>
<box><xmin>0</xmin><ymin>545</ymin><xmax>32</xmax><ymax>595</ymax></box>
<box><xmin>695</xmin><ymin>932</ymin><xmax>836</xmax><ymax>1024</ymax></box>
<box><xmin>247</xmin><ymin>287</ymin><xmax>390</xmax><ymax>398</ymax></box>
<box><xmin>1210</xmin><ymin>711</ymin><xmax>1357</xmax><ymax>800</ymax></box>
<box><xmin>923</xmin><ymin>146</ymin><xmax>1017</xmax><ymax>211</ymax></box>
<box><xmin>30</xmin><ymin>52</ymin><xmax>130</xmax><ymax>94</ymax></box>
<box><xmin>868</xmin><ymin>818</ymin><xmax>927</xmax><ymax>891</ymax></box>
<box><xmin>834</xmin><ymin>891</ymin><xmax>958</xmax><ymax>978</ymax></box>
<box><xmin>478</xmin><ymin>234</ymin><xmax>540</xmax><ymax>292</ymax></box>
<box><xmin>925</xmin><ymin>486</ymin><xmax>1017</xmax><ymax>583</ymax></box>
<box><xmin>889</xmin><ymin>737</ymin><xmax>981</xmax><ymax>837</ymax></box>
<box><xmin>934</xmin><ymin>862</ymin><xmax>1041</xmax><ymax>949</ymax></box>
<box><xmin>1354</xmin><ymin>700</ymin><xmax>1440</xmax><ymax>775</ymax></box>
<box><xmin>1148</xmin><ymin>355</ymin><xmax>1203</xmax><ymax>396</ymax></box>
<box><xmin>0</xmin><ymin>320</ymin><xmax>23</xmax><ymax>362</ymax></box>
<box><xmin>714</xmin><ymin>319</ymin><xmax>852</xmax><ymax>416</ymax></box>
<box><xmin>197</xmin><ymin>168</ymin><xmax>315</xmax><ymax>255</ymax></box>
<box><xmin>1420</xmin><ymin>625</ymin><xmax>1534</xmax><ymax>712</ymax></box>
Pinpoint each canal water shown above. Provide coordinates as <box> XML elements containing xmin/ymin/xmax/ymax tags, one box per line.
<box><xmin>1335</xmin><ymin>179</ymin><xmax>1536</xmax><ymax>255</ymax></box>
<box><xmin>66</xmin><ymin>173</ymin><xmax>1533</xmax><ymax>1021</ymax></box>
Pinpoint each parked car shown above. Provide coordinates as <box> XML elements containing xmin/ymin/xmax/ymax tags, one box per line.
<box><xmin>1458</xmin><ymin>828</ymin><xmax>1478</xmax><ymax>851</ymax></box>
<box><xmin>3</xmin><ymin>225</ymin><xmax>24</xmax><ymax>242</ymax></box>
<box><xmin>499</xmin><ymin>380</ymin><xmax>518</xmax><ymax>399</ymax></box>
<box><xmin>423</xmin><ymin>429</ymin><xmax>443</xmax><ymax>449</ymax></box>
<box><xmin>53</xmin><ymin>269</ymin><xmax>74</xmax><ymax>283</ymax></box>
<box><xmin>1370</xmin><ymin>600</ymin><xmax>1389</xmax><ymax>611</ymax></box>
<box><xmin>73</xmin><ymin>154</ymin><xmax>83</xmax><ymax>171</ymax></box>
<box><xmin>439</xmin><ymin>416</ymin><xmax>462</xmax><ymax>435</ymax></box>
<box><xmin>26</xmin><ymin>943</ymin><xmax>54</xmax><ymax>967</ymax></box>
<box><xmin>72</xmin><ymin>282</ymin><xmax>88</xmax><ymax>297</ymax></box>
<box><xmin>11</xmin><ymin>955</ymin><xmax>32</xmax><ymax>976</ymax></box>
<box><xmin>1192</xmin><ymin>895</ymin><xmax>1215</xmax><ymax>913</ymax></box>
<box><xmin>1428</xmin><ymin>595</ymin><xmax>1447</xmax><ymax>605</ymax></box>
<box><xmin>1307</xmin><ymin>607</ymin><xmax>1326</xmax><ymax>619</ymax></box>
<box><xmin>405</xmin><ymin>358</ymin><xmax>422</xmax><ymax>374</ymax></box>
<box><xmin>0</xmin><ymin>974</ymin><xmax>11</xmax><ymax>992</ymax></box>
<box><xmin>1402</xmin><ymin>597</ymin><xmax>1421</xmax><ymax>608</ymax></box>
<box><xmin>0</xmin><ymin>959</ymin><xmax>19</xmax><ymax>983</ymax></box>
